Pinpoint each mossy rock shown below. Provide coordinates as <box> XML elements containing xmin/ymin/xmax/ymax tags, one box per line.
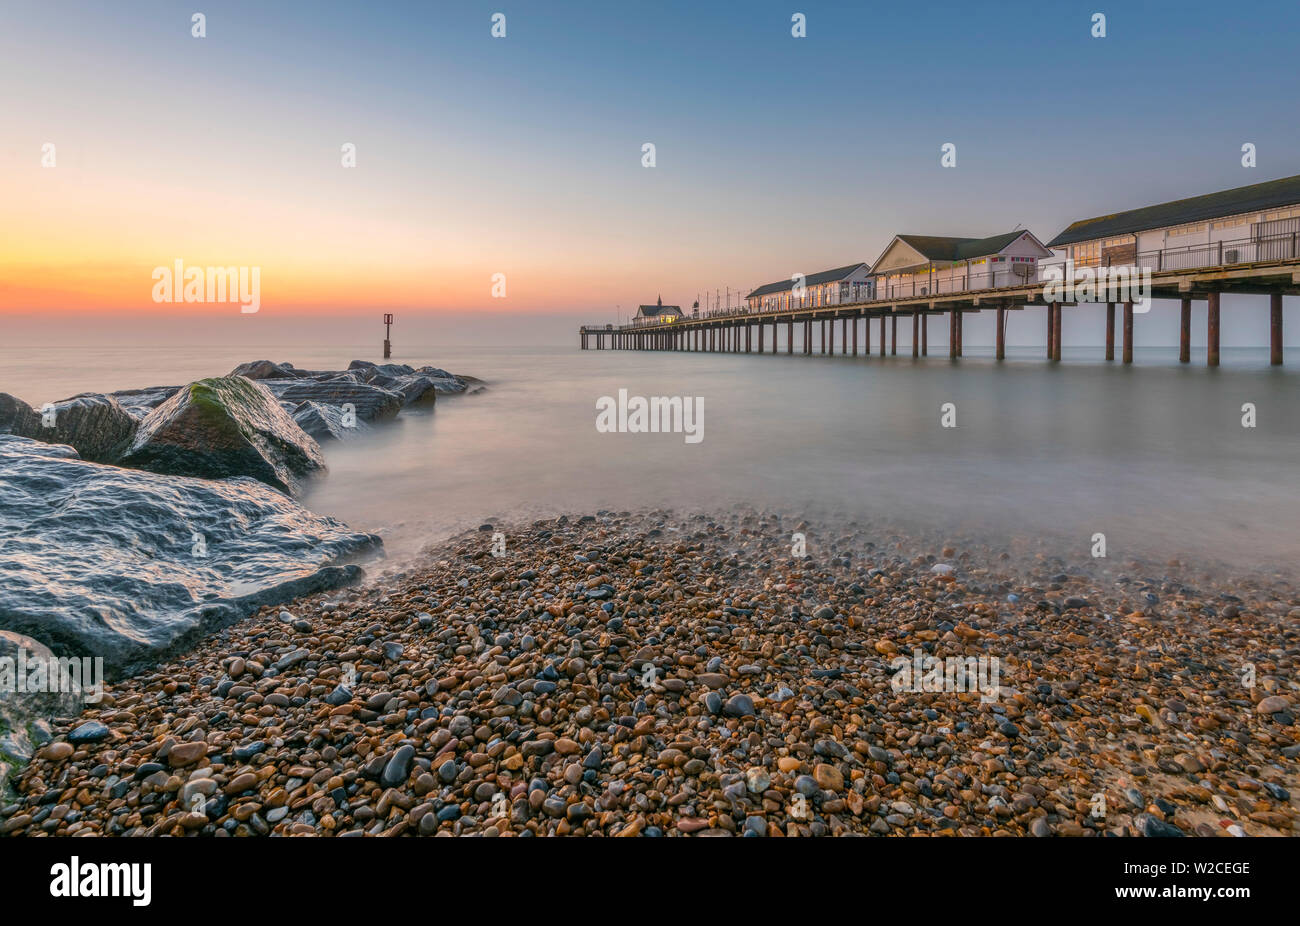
<box><xmin>120</xmin><ymin>375</ymin><xmax>326</xmax><ymax>494</ymax></box>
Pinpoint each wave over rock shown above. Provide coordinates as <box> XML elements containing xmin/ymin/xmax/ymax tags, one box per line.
<box><xmin>0</xmin><ymin>435</ymin><xmax>382</xmax><ymax>679</ymax></box>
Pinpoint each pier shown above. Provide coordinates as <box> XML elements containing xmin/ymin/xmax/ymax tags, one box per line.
<box><xmin>582</xmin><ymin>175</ymin><xmax>1300</xmax><ymax>366</ymax></box>
<box><xmin>580</xmin><ymin>237</ymin><xmax>1296</xmax><ymax>366</ymax></box>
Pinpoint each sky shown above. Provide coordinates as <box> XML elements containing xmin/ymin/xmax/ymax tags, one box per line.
<box><xmin>3</xmin><ymin>0</ymin><xmax>1300</xmax><ymax>343</ymax></box>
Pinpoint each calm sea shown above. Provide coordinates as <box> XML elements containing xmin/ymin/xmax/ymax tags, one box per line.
<box><xmin>3</xmin><ymin>340</ymin><xmax>1297</xmax><ymax>575</ymax></box>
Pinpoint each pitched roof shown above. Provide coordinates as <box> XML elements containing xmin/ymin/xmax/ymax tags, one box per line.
<box><xmin>1046</xmin><ymin>174</ymin><xmax>1300</xmax><ymax>248</ymax></box>
<box><xmin>894</xmin><ymin>231</ymin><xmax>1027</xmax><ymax>262</ymax></box>
<box><xmin>745</xmin><ymin>263</ymin><xmax>869</xmax><ymax>299</ymax></box>
<box><xmin>636</xmin><ymin>304</ymin><xmax>682</xmax><ymax>316</ymax></box>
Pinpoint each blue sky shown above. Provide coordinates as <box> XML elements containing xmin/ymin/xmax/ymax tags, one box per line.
<box><xmin>3</xmin><ymin>0</ymin><xmax>1298</xmax><ymax>343</ymax></box>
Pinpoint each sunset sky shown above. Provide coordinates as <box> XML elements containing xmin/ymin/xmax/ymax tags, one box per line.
<box><xmin>4</xmin><ymin>0</ymin><xmax>1300</xmax><ymax>325</ymax></box>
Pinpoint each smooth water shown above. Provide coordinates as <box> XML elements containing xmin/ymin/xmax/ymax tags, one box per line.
<box><xmin>3</xmin><ymin>341</ymin><xmax>1297</xmax><ymax>574</ymax></box>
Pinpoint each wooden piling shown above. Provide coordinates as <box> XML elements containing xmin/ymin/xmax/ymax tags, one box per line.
<box><xmin>1179</xmin><ymin>297</ymin><xmax>1191</xmax><ymax>363</ymax></box>
<box><xmin>950</xmin><ymin>310</ymin><xmax>958</xmax><ymax>359</ymax></box>
<box><xmin>1207</xmin><ymin>291</ymin><xmax>1220</xmax><ymax>367</ymax></box>
<box><xmin>1052</xmin><ymin>303</ymin><xmax>1062</xmax><ymax>362</ymax></box>
<box><xmin>1105</xmin><ymin>302</ymin><xmax>1115</xmax><ymax>361</ymax></box>
<box><xmin>1047</xmin><ymin>303</ymin><xmax>1056</xmax><ymax>360</ymax></box>
<box><xmin>995</xmin><ymin>306</ymin><xmax>1005</xmax><ymax>360</ymax></box>
<box><xmin>891</xmin><ymin>315</ymin><xmax>897</xmax><ymax>355</ymax></box>
<box><xmin>1122</xmin><ymin>301</ymin><xmax>1133</xmax><ymax>364</ymax></box>
<box><xmin>921</xmin><ymin>313</ymin><xmax>927</xmax><ymax>355</ymax></box>
<box><xmin>1270</xmin><ymin>293</ymin><xmax>1283</xmax><ymax>365</ymax></box>
<box><xmin>912</xmin><ymin>313</ymin><xmax>919</xmax><ymax>358</ymax></box>
<box><xmin>879</xmin><ymin>316</ymin><xmax>885</xmax><ymax>356</ymax></box>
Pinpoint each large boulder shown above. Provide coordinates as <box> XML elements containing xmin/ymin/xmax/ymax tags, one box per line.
<box><xmin>0</xmin><ymin>392</ymin><xmax>138</xmax><ymax>463</ymax></box>
<box><xmin>0</xmin><ymin>435</ymin><xmax>381</xmax><ymax>679</ymax></box>
<box><xmin>261</xmin><ymin>377</ymin><xmax>404</xmax><ymax>424</ymax></box>
<box><xmin>230</xmin><ymin>359</ymin><xmax>299</xmax><ymax>380</ymax></box>
<box><xmin>119</xmin><ymin>376</ymin><xmax>326</xmax><ymax>495</ymax></box>
<box><xmin>108</xmin><ymin>385</ymin><xmax>182</xmax><ymax>419</ymax></box>
<box><xmin>0</xmin><ymin>393</ymin><xmax>40</xmax><ymax>435</ymax></box>
<box><xmin>292</xmin><ymin>400</ymin><xmax>370</xmax><ymax>441</ymax></box>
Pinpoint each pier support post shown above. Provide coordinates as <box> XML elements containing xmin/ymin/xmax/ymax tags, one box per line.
<box><xmin>891</xmin><ymin>315</ymin><xmax>897</xmax><ymax>355</ymax></box>
<box><xmin>842</xmin><ymin>317</ymin><xmax>848</xmax><ymax>354</ymax></box>
<box><xmin>787</xmin><ymin>319</ymin><xmax>793</xmax><ymax>354</ymax></box>
<box><xmin>1270</xmin><ymin>293</ymin><xmax>1283</xmax><ymax>365</ymax></box>
<box><xmin>1105</xmin><ymin>302</ymin><xmax>1115</xmax><ymax>361</ymax></box>
<box><xmin>995</xmin><ymin>307</ymin><xmax>1005</xmax><ymax>360</ymax></box>
<box><xmin>825</xmin><ymin>318</ymin><xmax>831</xmax><ymax>355</ymax></box>
<box><xmin>957</xmin><ymin>310</ymin><xmax>964</xmax><ymax>357</ymax></box>
<box><xmin>1047</xmin><ymin>303</ymin><xmax>1056</xmax><ymax>360</ymax></box>
<box><xmin>912</xmin><ymin>313</ymin><xmax>919</xmax><ymax>358</ymax></box>
<box><xmin>1123</xmin><ymin>301</ymin><xmax>1133</xmax><ymax>364</ymax></box>
<box><xmin>1052</xmin><ymin>303</ymin><xmax>1062</xmax><ymax>362</ymax></box>
<box><xmin>1207</xmin><ymin>291</ymin><xmax>1220</xmax><ymax>367</ymax></box>
<box><xmin>879</xmin><ymin>316</ymin><xmax>885</xmax><ymax>356</ymax></box>
<box><xmin>1179</xmin><ymin>297</ymin><xmax>1191</xmax><ymax>363</ymax></box>
<box><xmin>864</xmin><ymin>315</ymin><xmax>871</xmax><ymax>354</ymax></box>
<box><xmin>950</xmin><ymin>310</ymin><xmax>958</xmax><ymax>359</ymax></box>
<box><xmin>922</xmin><ymin>313</ymin><xmax>927</xmax><ymax>355</ymax></box>
<box><xmin>852</xmin><ymin>316</ymin><xmax>858</xmax><ymax>355</ymax></box>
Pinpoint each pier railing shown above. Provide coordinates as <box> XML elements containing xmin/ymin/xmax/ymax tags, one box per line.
<box><xmin>1067</xmin><ymin>229</ymin><xmax>1300</xmax><ymax>272</ymax></box>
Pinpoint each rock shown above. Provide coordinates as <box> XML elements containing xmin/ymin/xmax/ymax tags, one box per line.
<box><xmin>261</xmin><ymin>377</ymin><xmax>403</xmax><ymax>427</ymax></box>
<box><xmin>381</xmin><ymin>744</ymin><xmax>415</xmax><ymax>788</ymax></box>
<box><xmin>0</xmin><ymin>393</ymin><xmax>41</xmax><ymax>435</ymax></box>
<box><xmin>1135</xmin><ymin>813</ymin><xmax>1185</xmax><ymax>837</ymax></box>
<box><xmin>120</xmin><ymin>376</ymin><xmax>326</xmax><ymax>495</ymax></box>
<box><xmin>229</xmin><ymin>360</ymin><xmax>299</xmax><ymax>380</ymax></box>
<box><xmin>812</xmin><ymin>763</ymin><xmax>843</xmax><ymax>791</ymax></box>
<box><xmin>1256</xmin><ymin>696</ymin><xmax>1290</xmax><ymax>715</ymax></box>
<box><xmin>167</xmin><ymin>742</ymin><xmax>207</xmax><ymax>767</ymax></box>
<box><xmin>107</xmin><ymin>385</ymin><xmax>183</xmax><ymax>418</ymax></box>
<box><xmin>0</xmin><ymin>393</ymin><xmax>138</xmax><ymax>463</ymax></box>
<box><xmin>723</xmin><ymin>694</ymin><xmax>755</xmax><ymax>717</ymax></box>
<box><xmin>1030</xmin><ymin>816</ymin><xmax>1052</xmax><ymax>837</ymax></box>
<box><xmin>0</xmin><ymin>435</ymin><xmax>380</xmax><ymax>678</ymax></box>
<box><xmin>67</xmin><ymin>721</ymin><xmax>111</xmax><ymax>744</ymax></box>
<box><xmin>291</xmin><ymin>401</ymin><xmax>369</xmax><ymax>442</ymax></box>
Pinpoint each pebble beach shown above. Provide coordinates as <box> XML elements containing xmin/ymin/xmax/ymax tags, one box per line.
<box><xmin>3</xmin><ymin>509</ymin><xmax>1296</xmax><ymax>838</ymax></box>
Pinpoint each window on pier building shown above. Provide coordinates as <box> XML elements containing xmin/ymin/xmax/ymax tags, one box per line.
<box><xmin>1167</xmin><ymin>223</ymin><xmax>1207</xmax><ymax>237</ymax></box>
<box><xmin>1072</xmin><ymin>241</ymin><xmax>1100</xmax><ymax>264</ymax></box>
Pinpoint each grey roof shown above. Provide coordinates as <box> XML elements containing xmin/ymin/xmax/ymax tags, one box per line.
<box><xmin>893</xmin><ymin>231</ymin><xmax>1026</xmax><ymax>262</ymax></box>
<box><xmin>746</xmin><ymin>263</ymin><xmax>869</xmax><ymax>299</ymax></box>
<box><xmin>1046</xmin><ymin>174</ymin><xmax>1300</xmax><ymax>248</ymax></box>
<box><xmin>636</xmin><ymin>304</ymin><xmax>682</xmax><ymax>316</ymax></box>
